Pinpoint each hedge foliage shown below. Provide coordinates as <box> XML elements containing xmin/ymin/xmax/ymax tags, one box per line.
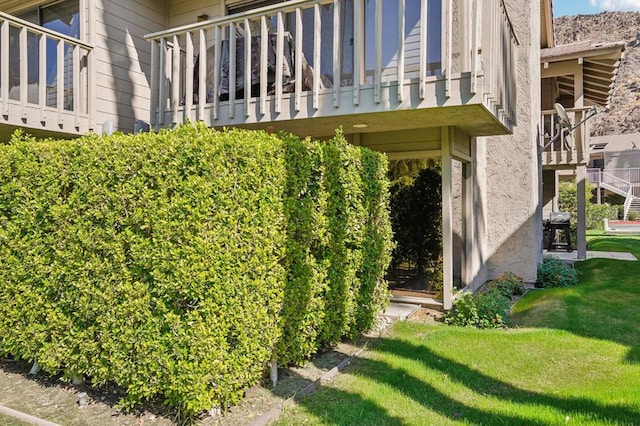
<box><xmin>558</xmin><ymin>180</ymin><xmax>618</xmax><ymax>230</ymax></box>
<box><xmin>0</xmin><ymin>123</ymin><xmax>393</xmax><ymax>415</ymax></box>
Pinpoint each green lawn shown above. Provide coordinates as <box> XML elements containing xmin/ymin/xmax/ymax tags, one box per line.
<box><xmin>0</xmin><ymin>415</ymin><xmax>26</xmax><ymax>426</ymax></box>
<box><xmin>276</xmin><ymin>235</ymin><xmax>640</xmax><ymax>425</ymax></box>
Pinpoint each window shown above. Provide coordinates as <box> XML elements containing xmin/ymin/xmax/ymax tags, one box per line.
<box><xmin>11</xmin><ymin>0</ymin><xmax>80</xmax><ymax>107</ymax></box>
<box><xmin>18</xmin><ymin>1</ymin><xmax>80</xmax><ymax>39</ymax></box>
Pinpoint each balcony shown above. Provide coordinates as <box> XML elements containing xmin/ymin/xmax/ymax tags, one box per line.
<box><xmin>145</xmin><ymin>0</ymin><xmax>518</xmax><ymax>139</ymax></box>
<box><xmin>540</xmin><ymin>107</ymin><xmax>591</xmax><ymax>168</ymax></box>
<box><xmin>0</xmin><ymin>12</ymin><xmax>93</xmax><ymax>141</ymax></box>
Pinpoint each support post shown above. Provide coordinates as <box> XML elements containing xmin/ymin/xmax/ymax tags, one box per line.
<box><xmin>442</xmin><ymin>128</ymin><xmax>454</xmax><ymax>310</ymax></box>
<box><xmin>577</xmin><ymin>165</ymin><xmax>587</xmax><ymax>259</ymax></box>
<box><xmin>462</xmin><ymin>161</ymin><xmax>473</xmax><ymax>287</ymax></box>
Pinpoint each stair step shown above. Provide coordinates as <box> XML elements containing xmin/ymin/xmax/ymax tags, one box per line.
<box><xmin>390</xmin><ymin>294</ymin><xmax>444</xmax><ymax>310</ymax></box>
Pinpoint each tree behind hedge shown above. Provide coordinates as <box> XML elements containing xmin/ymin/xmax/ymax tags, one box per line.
<box><xmin>389</xmin><ymin>166</ymin><xmax>442</xmax><ymax>272</ymax></box>
<box><xmin>0</xmin><ymin>123</ymin><xmax>392</xmax><ymax>415</ymax></box>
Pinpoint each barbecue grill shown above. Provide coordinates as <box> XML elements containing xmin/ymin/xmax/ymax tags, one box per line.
<box><xmin>544</xmin><ymin>212</ymin><xmax>572</xmax><ymax>252</ymax></box>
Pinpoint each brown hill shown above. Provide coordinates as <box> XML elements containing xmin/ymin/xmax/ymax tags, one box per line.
<box><xmin>554</xmin><ymin>12</ymin><xmax>640</xmax><ymax>135</ymax></box>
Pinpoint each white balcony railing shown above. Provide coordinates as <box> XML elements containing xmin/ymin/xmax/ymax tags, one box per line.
<box><xmin>602</xmin><ymin>168</ymin><xmax>640</xmax><ymax>184</ymax></box>
<box><xmin>145</xmin><ymin>0</ymin><xmax>518</xmax><ymax>135</ymax></box>
<box><xmin>0</xmin><ymin>11</ymin><xmax>93</xmax><ymax>135</ymax></box>
<box><xmin>541</xmin><ymin>107</ymin><xmax>592</xmax><ymax>167</ymax></box>
<box><xmin>588</xmin><ymin>168</ymin><xmax>640</xmax><ymax>197</ymax></box>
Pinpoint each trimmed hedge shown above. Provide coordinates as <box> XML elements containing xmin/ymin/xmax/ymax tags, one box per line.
<box><xmin>0</xmin><ymin>123</ymin><xmax>393</xmax><ymax>415</ymax></box>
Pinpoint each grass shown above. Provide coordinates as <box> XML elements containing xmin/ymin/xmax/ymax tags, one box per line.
<box><xmin>276</xmin><ymin>235</ymin><xmax>640</xmax><ymax>425</ymax></box>
<box><xmin>0</xmin><ymin>415</ymin><xmax>26</xmax><ymax>426</ymax></box>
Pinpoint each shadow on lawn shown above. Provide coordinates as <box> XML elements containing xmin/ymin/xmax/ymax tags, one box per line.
<box><xmin>289</xmin><ymin>337</ymin><xmax>640</xmax><ymax>425</ymax></box>
<box><xmin>516</xmin><ymin>236</ymin><xmax>640</xmax><ymax>364</ymax></box>
<box><xmin>586</xmin><ymin>237</ymin><xmax>640</xmax><ymax>258</ymax></box>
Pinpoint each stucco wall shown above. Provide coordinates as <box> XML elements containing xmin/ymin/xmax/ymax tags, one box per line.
<box><xmin>478</xmin><ymin>0</ymin><xmax>542</xmax><ymax>283</ymax></box>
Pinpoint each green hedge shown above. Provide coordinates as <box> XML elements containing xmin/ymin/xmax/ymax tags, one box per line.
<box><xmin>0</xmin><ymin>124</ymin><xmax>392</xmax><ymax>415</ymax></box>
<box><xmin>586</xmin><ymin>204</ymin><xmax>618</xmax><ymax>229</ymax></box>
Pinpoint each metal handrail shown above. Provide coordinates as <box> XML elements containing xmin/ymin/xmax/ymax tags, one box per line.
<box><xmin>540</xmin><ymin>107</ymin><xmax>593</xmax><ymax>164</ymax></box>
<box><xmin>602</xmin><ymin>168</ymin><xmax>640</xmax><ymax>184</ymax></box>
<box><xmin>601</xmin><ymin>170</ymin><xmax>632</xmax><ymax>192</ymax></box>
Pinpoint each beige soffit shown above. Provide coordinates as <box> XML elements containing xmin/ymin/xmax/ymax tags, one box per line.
<box><xmin>0</xmin><ymin>0</ymin><xmax>48</xmax><ymax>15</ymax></box>
<box><xmin>542</xmin><ymin>40</ymin><xmax>626</xmax><ymax>107</ymax></box>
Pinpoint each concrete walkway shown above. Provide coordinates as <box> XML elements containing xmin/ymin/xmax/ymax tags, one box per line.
<box><xmin>605</xmin><ymin>220</ymin><xmax>640</xmax><ymax>235</ymax></box>
<box><xmin>383</xmin><ymin>302</ymin><xmax>420</xmax><ymax>320</ymax></box>
<box><xmin>544</xmin><ymin>250</ymin><xmax>637</xmax><ymax>262</ymax></box>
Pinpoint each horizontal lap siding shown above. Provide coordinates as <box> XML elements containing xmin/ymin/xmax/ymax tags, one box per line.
<box><xmin>168</xmin><ymin>0</ymin><xmax>224</xmax><ymax>28</ymax></box>
<box><xmin>94</xmin><ymin>0</ymin><xmax>166</xmax><ymax>133</ymax></box>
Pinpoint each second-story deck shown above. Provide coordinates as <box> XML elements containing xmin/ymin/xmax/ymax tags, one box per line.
<box><xmin>0</xmin><ymin>12</ymin><xmax>94</xmax><ymax>141</ymax></box>
<box><xmin>540</xmin><ymin>107</ymin><xmax>592</xmax><ymax>168</ymax></box>
<box><xmin>145</xmin><ymin>0</ymin><xmax>518</xmax><ymax>139</ymax></box>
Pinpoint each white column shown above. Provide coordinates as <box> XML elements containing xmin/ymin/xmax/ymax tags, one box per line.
<box><xmin>441</xmin><ymin>128</ymin><xmax>453</xmax><ymax>310</ymax></box>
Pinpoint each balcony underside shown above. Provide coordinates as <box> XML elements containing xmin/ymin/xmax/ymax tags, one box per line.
<box><xmin>540</xmin><ymin>108</ymin><xmax>590</xmax><ymax>169</ymax></box>
<box><xmin>157</xmin><ymin>74</ymin><xmax>512</xmax><ymax>139</ymax></box>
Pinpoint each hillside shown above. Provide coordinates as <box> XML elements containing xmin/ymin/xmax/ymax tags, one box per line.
<box><xmin>555</xmin><ymin>12</ymin><xmax>640</xmax><ymax>135</ymax></box>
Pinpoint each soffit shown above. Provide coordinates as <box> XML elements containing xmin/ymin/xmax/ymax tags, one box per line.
<box><xmin>0</xmin><ymin>0</ymin><xmax>47</xmax><ymax>15</ymax></box>
<box><xmin>541</xmin><ymin>40</ymin><xmax>626</xmax><ymax>106</ymax></box>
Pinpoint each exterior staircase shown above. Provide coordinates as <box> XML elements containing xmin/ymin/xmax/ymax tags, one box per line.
<box><xmin>588</xmin><ymin>169</ymin><xmax>640</xmax><ymax>219</ymax></box>
<box><xmin>629</xmin><ymin>197</ymin><xmax>640</xmax><ymax>217</ymax></box>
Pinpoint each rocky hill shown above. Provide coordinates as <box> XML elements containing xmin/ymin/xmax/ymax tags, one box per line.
<box><xmin>555</xmin><ymin>12</ymin><xmax>640</xmax><ymax>135</ymax></box>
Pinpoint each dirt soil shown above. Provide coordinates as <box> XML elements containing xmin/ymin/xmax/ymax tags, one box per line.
<box><xmin>0</xmin><ymin>313</ymin><xmax>413</xmax><ymax>426</ymax></box>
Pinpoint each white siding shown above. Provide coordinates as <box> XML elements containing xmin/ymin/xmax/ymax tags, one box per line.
<box><xmin>93</xmin><ymin>0</ymin><xmax>166</xmax><ymax>133</ymax></box>
<box><xmin>168</xmin><ymin>0</ymin><xmax>224</xmax><ymax>28</ymax></box>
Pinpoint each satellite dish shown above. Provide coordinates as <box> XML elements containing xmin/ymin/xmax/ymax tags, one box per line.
<box><xmin>555</xmin><ymin>103</ymin><xmax>572</xmax><ymax>130</ymax></box>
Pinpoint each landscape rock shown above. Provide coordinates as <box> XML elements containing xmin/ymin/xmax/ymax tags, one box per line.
<box><xmin>555</xmin><ymin>12</ymin><xmax>640</xmax><ymax>135</ymax></box>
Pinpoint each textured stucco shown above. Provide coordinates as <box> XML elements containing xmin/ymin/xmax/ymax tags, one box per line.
<box><xmin>475</xmin><ymin>0</ymin><xmax>543</xmax><ymax>283</ymax></box>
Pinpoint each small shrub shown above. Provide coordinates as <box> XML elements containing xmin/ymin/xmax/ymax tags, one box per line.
<box><xmin>605</xmin><ymin>193</ymin><xmax>625</xmax><ymax>206</ymax></box>
<box><xmin>444</xmin><ymin>288</ymin><xmax>510</xmax><ymax>329</ymax></box>
<box><xmin>486</xmin><ymin>272</ymin><xmax>525</xmax><ymax>298</ymax></box>
<box><xmin>628</xmin><ymin>211</ymin><xmax>637</xmax><ymax>221</ymax></box>
<box><xmin>586</xmin><ymin>203</ymin><xmax>618</xmax><ymax>229</ymax></box>
<box><xmin>536</xmin><ymin>258</ymin><xmax>579</xmax><ymax>288</ymax></box>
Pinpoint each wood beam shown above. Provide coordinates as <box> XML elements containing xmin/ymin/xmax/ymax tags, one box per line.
<box><xmin>541</xmin><ymin>60</ymin><xmax>581</xmax><ymax>79</ymax></box>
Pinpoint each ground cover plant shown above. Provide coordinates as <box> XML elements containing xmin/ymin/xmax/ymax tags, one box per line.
<box><xmin>0</xmin><ymin>124</ymin><xmax>393</xmax><ymax>416</ymax></box>
<box><xmin>444</xmin><ymin>273</ymin><xmax>524</xmax><ymax>329</ymax></box>
<box><xmin>276</xmin><ymin>235</ymin><xmax>640</xmax><ymax>424</ymax></box>
<box><xmin>536</xmin><ymin>257</ymin><xmax>579</xmax><ymax>288</ymax></box>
